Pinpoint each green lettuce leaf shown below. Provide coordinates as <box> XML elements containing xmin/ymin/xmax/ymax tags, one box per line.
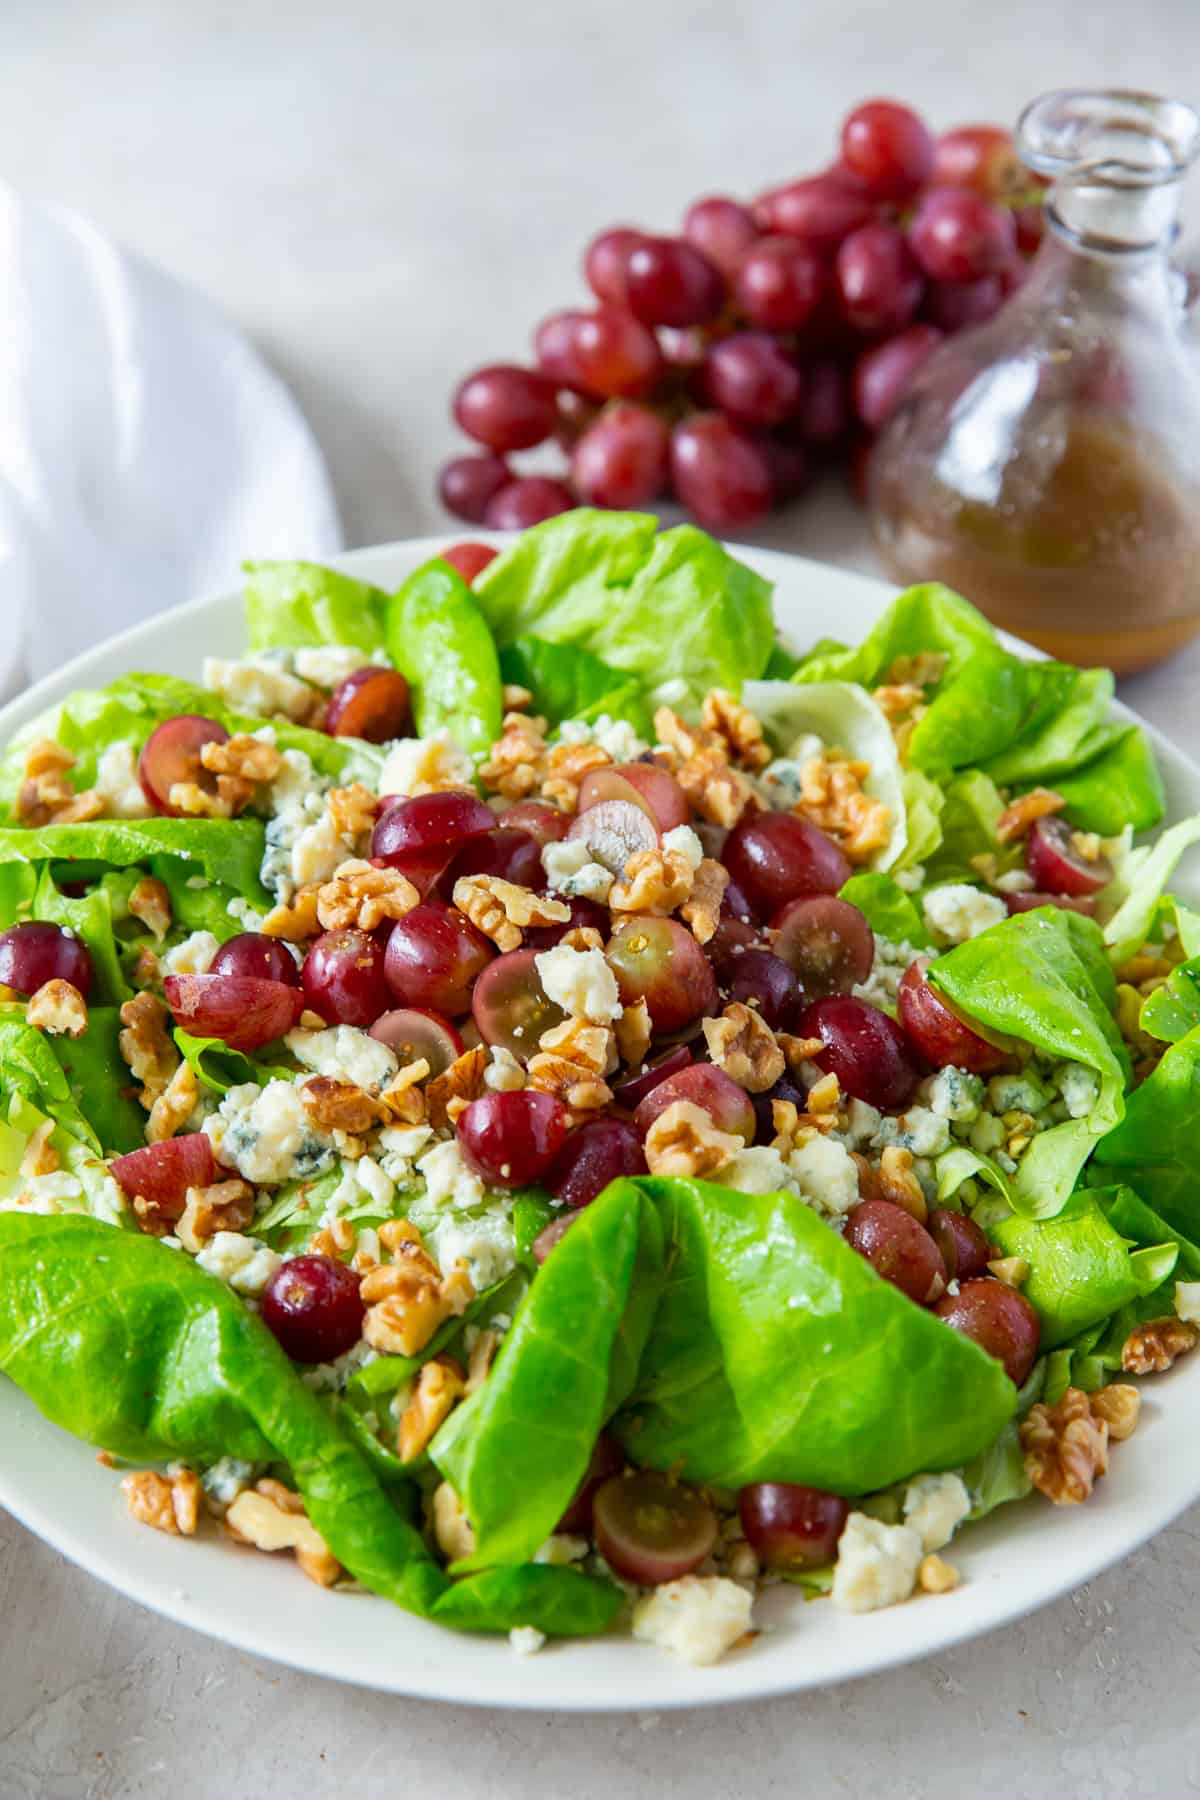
<box><xmin>244</xmin><ymin>560</ymin><xmax>389</xmax><ymax>655</ymax></box>
<box><xmin>0</xmin><ymin>818</ymin><xmax>270</xmax><ymax>903</ymax></box>
<box><xmin>498</xmin><ymin>637</ymin><xmax>652</xmax><ymax>737</ymax></box>
<box><xmin>0</xmin><ymin>1088</ymin><xmax>128</xmax><ymax>1220</ymax></box>
<box><xmin>907</xmin><ymin>645</ymin><xmax>1041</xmax><ymax>774</ymax></box>
<box><xmin>976</xmin><ymin>666</ymin><xmax>1116</xmax><ymax>785</ymax></box>
<box><xmin>1050</xmin><ymin>727</ymin><xmax>1166</xmax><ymax>835</ymax></box>
<box><xmin>0</xmin><ymin>1015</ymin><xmax>105</xmax><ymax>1152</ymax></box>
<box><xmin>1100</xmin><ymin>813</ymin><xmax>1200</xmax><ymax>966</ymax></box>
<box><xmin>794</xmin><ymin>583</ymin><xmax>997</xmax><ymax>688</ymax></box>
<box><xmin>838</xmin><ymin>872</ymin><xmax>932</xmax><ymax>948</ymax></box>
<box><xmin>924</xmin><ymin>769</ymin><xmax>1013</xmax><ymax>885</ymax></box>
<box><xmin>898</xmin><ymin>767</ymin><xmax>945</xmax><ymax>872</ymax></box>
<box><xmin>1139</xmin><ymin>955</ymin><xmax>1200</xmax><ymax>1044</ymax></box>
<box><xmin>989</xmin><ymin>1190</ymin><xmax>1176</xmax><ymax>1348</ymax></box>
<box><xmin>385</xmin><ymin>559</ymin><xmax>503</xmax><ymax>757</ymax></box>
<box><xmin>1092</xmin><ymin>1024</ymin><xmax>1200</xmax><ymax>1242</ymax></box>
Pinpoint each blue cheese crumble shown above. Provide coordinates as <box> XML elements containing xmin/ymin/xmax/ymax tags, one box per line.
<box><xmin>204</xmin><ymin>1081</ymin><xmax>337</xmax><ymax>1186</ymax></box>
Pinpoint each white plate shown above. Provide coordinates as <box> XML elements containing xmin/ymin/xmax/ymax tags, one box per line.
<box><xmin>2</xmin><ymin>538</ymin><xmax>1199</xmax><ymax>1711</ymax></box>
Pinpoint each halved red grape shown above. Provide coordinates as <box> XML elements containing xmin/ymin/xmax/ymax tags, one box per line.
<box><xmin>670</xmin><ymin>413</ymin><xmax>774</xmax><ymax>532</ymax></box>
<box><xmin>524</xmin><ymin>896</ymin><xmax>609</xmax><ymax>953</ymax></box>
<box><xmin>384</xmin><ymin>904</ymin><xmax>493</xmax><ymax>1017</ymax></box>
<box><xmin>608</xmin><ymin>917</ymin><xmax>718</xmax><ymax>1035</ymax></box>
<box><xmin>611</xmin><ymin>1043</ymin><xmax>692</xmax><ymax>1106</ymax></box>
<box><xmin>583</xmin><ymin>226</ymin><xmax>644</xmax><ymax>305</ymax></box>
<box><xmin>935</xmin><ymin>1278</ymin><xmax>1040</xmax><ymax>1385</ymax></box>
<box><xmin>853</xmin><ymin>325</ymin><xmax>944</xmax><ymax>430</ymax></box>
<box><xmin>325</xmin><ymin>667</ymin><xmax>412</xmax><ymax>742</ymax></box>
<box><xmin>683</xmin><ymin>195</ymin><xmax>758</xmax><ymax>278</ymax></box>
<box><xmin>593</xmin><ymin>1470</ymin><xmax>717</xmax><ymax>1586</ymax></box>
<box><xmin>369</xmin><ymin>1007</ymin><xmax>463</xmax><ymax>1077</ymax></box>
<box><xmin>632</xmin><ymin>1062</ymin><xmax>755</xmax><ymax>1143</ymax></box>
<box><xmin>835</xmin><ymin>223</ymin><xmax>924</xmax><ymax>335</ymax></box>
<box><xmin>302</xmin><ymin>929</ymin><xmax>392</xmax><ymax>1027</ymax></box>
<box><xmin>558</xmin><ymin>1434</ymin><xmax>626</xmax><ymax>1533</ymax></box>
<box><xmin>1026</xmin><ymin>815</ymin><xmax>1113</xmax><ymax>897</ymax></box>
<box><xmin>619</xmin><ymin>765</ymin><xmax>691</xmax><ymax>833</ymax></box>
<box><xmin>716</xmin><ymin>945</ymin><xmax>802</xmax><ymax>1030</ymax></box>
<box><xmin>753</xmin><ymin>176</ymin><xmax>875</xmax><ymax>253</ymax></box>
<box><xmin>457</xmin><ymin>1089</ymin><xmax>568</xmax><ymax>1187</ymax></box>
<box><xmin>845</xmin><ymin>1198</ymin><xmax>947</xmax><ymax>1304</ymax></box>
<box><xmin>471</xmin><ymin>946</ymin><xmax>566</xmax><ymax>1059</ymax></box>
<box><xmin>0</xmin><ymin>921</ymin><xmax>93</xmax><ymax>998</ymax></box>
<box><xmin>571</xmin><ymin>403</ymin><xmax>670</xmax><ymax>510</ymax></box>
<box><xmin>452</xmin><ymin>363</ymin><xmax>557</xmax><ymax>453</ymax></box>
<box><xmin>841</xmin><ymin>99</ymin><xmax>935</xmax><ymax>201</ymax></box>
<box><xmin>164</xmin><ymin>972</ymin><xmax>306</xmax><ymax>1050</ymax></box>
<box><xmin>371</xmin><ymin>790</ymin><xmax>496</xmax><ymax>890</ymax></box>
<box><xmin>702</xmin><ymin>332</ymin><xmax>804</xmax><ymax>427</ymax></box>
<box><xmin>261</xmin><ymin>1255</ymin><xmax>365</xmax><ymax>1364</ymax></box>
<box><xmin>771</xmin><ymin>895</ymin><xmax>874</xmax><ymax>999</ymax></box>
<box><xmin>485</xmin><ymin>477</ymin><xmax>576</xmax><ymax>530</ymax></box>
<box><xmin>440</xmin><ymin>541</ymin><xmax>498</xmax><ymax>585</ymax></box>
<box><xmin>738</xmin><ymin>1482</ymin><xmax>849</xmax><ymax>1571</ymax></box>
<box><xmin>437</xmin><ymin>453</ymin><xmax>511</xmax><ymax>525</ymax></box>
<box><xmin>735</xmin><ymin>237</ymin><xmax>826</xmax><ymax>333</ymax></box>
<box><xmin>750</xmin><ymin>1074</ymin><xmax>807</xmax><ymax>1144</ymax></box>
<box><xmin>897</xmin><ymin>958</ymin><xmax>1011</xmax><ymax>1073</ymax></box>
<box><xmin>801</xmin><ymin>995</ymin><xmax>920</xmax><ymax>1109</ymax></box>
<box><xmin>722</xmin><ymin>813</ymin><xmax>851</xmax><ymax>918</ymax></box>
<box><xmin>548</xmin><ymin>1116</ymin><xmax>646</xmax><ymax>1209</ymax></box>
<box><xmin>625</xmin><ymin>236</ymin><xmax>725</xmax><ymax>328</ymax></box>
<box><xmin>1005</xmin><ymin>890</ymin><xmax>1097</xmax><ymax>917</ymax></box>
<box><xmin>111</xmin><ymin>1133</ymin><xmax>215</xmax><ymax>1221</ymax></box>
<box><xmin>909</xmin><ymin>187</ymin><xmax>1017</xmax><ymax>283</ymax></box>
<box><xmin>497</xmin><ymin>801</ymin><xmax>568</xmax><ymax>848</ymax></box>
<box><xmin>535</xmin><ymin>306</ymin><xmax>663</xmax><ymax>400</ymax></box>
<box><xmin>928</xmin><ymin>1207</ymin><xmax>994</xmax><ymax>1283</ymax></box>
<box><xmin>137</xmin><ymin>714</ymin><xmax>229</xmax><ymax>816</ymax></box>
<box><xmin>210</xmin><ymin>932</ymin><xmax>301</xmax><ymax>987</ymax></box>
<box><xmin>437</xmin><ymin>827</ymin><xmax>543</xmax><ymax>897</ymax></box>
<box><xmin>566</xmin><ymin>798</ymin><xmax>658</xmax><ymax>872</ymax></box>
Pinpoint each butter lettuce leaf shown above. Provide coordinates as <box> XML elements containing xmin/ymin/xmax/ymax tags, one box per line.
<box><xmin>839</xmin><ymin>872</ymin><xmax>932</xmax><ymax>949</ymax></box>
<box><xmin>1052</xmin><ymin>727</ymin><xmax>1166</xmax><ymax>836</ymax></box>
<box><xmin>244</xmin><ymin>560</ymin><xmax>388</xmax><ymax>655</ymax></box>
<box><xmin>794</xmin><ymin>582</ymin><xmax>997</xmax><ymax>688</ymax></box>
<box><xmin>385</xmin><ymin>559</ymin><xmax>503</xmax><ymax>757</ymax></box>
<box><xmin>1100</xmin><ymin>813</ymin><xmax>1200</xmax><ymax>966</ymax></box>
<box><xmin>1092</xmin><ymin>1024</ymin><xmax>1200</xmax><ymax>1242</ymax></box>
<box><xmin>990</xmin><ymin>1190</ymin><xmax>1176</xmax><ymax>1348</ymax></box>
<box><xmin>498</xmin><ymin>637</ymin><xmax>652</xmax><ymax>738</ymax></box>
<box><xmin>0</xmin><ymin>818</ymin><xmax>270</xmax><ymax>904</ymax></box>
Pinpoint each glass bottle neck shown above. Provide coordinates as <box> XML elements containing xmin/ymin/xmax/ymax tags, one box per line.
<box><xmin>1026</xmin><ymin>218</ymin><xmax>1179</xmax><ymax>322</ymax></box>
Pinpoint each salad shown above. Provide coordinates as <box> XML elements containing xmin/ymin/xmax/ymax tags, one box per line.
<box><xmin>2</xmin><ymin>510</ymin><xmax>1199</xmax><ymax>1671</ymax></box>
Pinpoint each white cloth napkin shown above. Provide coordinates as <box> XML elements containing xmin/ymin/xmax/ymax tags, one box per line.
<box><xmin>0</xmin><ymin>186</ymin><xmax>342</xmax><ymax>700</ymax></box>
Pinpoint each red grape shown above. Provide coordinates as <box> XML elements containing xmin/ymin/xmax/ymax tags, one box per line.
<box><xmin>633</xmin><ymin>1062</ymin><xmax>756</xmax><ymax>1142</ymax></box>
<box><xmin>801</xmin><ymin>995</ymin><xmax>920</xmax><ymax>1109</ymax></box>
<box><xmin>607</xmin><ymin>916</ymin><xmax>718</xmax><ymax>1034</ymax></box>
<box><xmin>484</xmin><ymin>477</ymin><xmax>576</xmax><ymax>530</ymax></box>
<box><xmin>111</xmin><ymin>1134</ymin><xmax>215</xmax><ymax>1222</ymax></box>
<box><xmin>533</xmin><ymin>1211</ymin><xmax>581</xmax><ymax>1262</ymax></box>
<box><xmin>369</xmin><ymin>1007</ymin><xmax>463</xmax><ymax>1077</ymax></box>
<box><xmin>758</xmin><ymin>433</ymin><xmax>812</xmax><ymax>504</ymax></box>
<box><xmin>437</xmin><ymin>828</ymin><xmax>542</xmax><ymax>899</ymax></box>
<box><xmin>928</xmin><ymin>1207</ymin><xmax>994</xmax><ymax>1283</ymax></box>
<box><xmin>571</xmin><ymin>402</ymin><xmax>670</xmax><ymax>509</ymax></box>
<box><xmin>722</xmin><ymin>813</ymin><xmax>851</xmax><ymax>917</ymax></box>
<box><xmin>753</xmin><ymin>176</ymin><xmax>875</xmax><ymax>253</ymax></box>
<box><xmin>0</xmin><ymin>921</ymin><xmax>93</xmax><ymax>997</ymax></box>
<box><xmin>554</xmin><ymin>388</ymin><xmax>602</xmax><ymax>450</ymax></box>
<box><xmin>558</xmin><ymin>1434</ymin><xmax>626</xmax><ymax>1533</ymax></box>
<box><xmin>496</xmin><ymin>800</ymin><xmax>568</xmax><ymax>848</ymax></box>
<box><xmin>625</xmin><ymin>236</ymin><xmax>725</xmax><ymax>328</ymax></box>
<box><xmin>440</xmin><ymin>541</ymin><xmax>498</xmax><ymax>584</ymax></box>
<box><xmin>835</xmin><ymin>223</ymin><xmax>924</xmax><ymax>335</ymax></box>
<box><xmin>326</xmin><ymin>667</ymin><xmax>412</xmax><ymax>742</ymax></box>
<box><xmin>302</xmin><ymin>929</ymin><xmax>392</xmax><ymax>1027</ymax></box>
<box><xmin>611</xmin><ymin>1043</ymin><xmax>692</xmax><ymax>1107</ymax></box>
<box><xmin>592</xmin><ymin>1470</ymin><xmax>717</xmax><ymax>1585</ymax></box>
<box><xmin>897</xmin><ymin>957</ymin><xmax>1010</xmax><ymax>1072</ymax></box>
<box><xmin>841</xmin><ymin>100</ymin><xmax>935</xmax><ymax>201</ymax></box>
<box><xmin>535</xmin><ymin>307</ymin><xmax>663</xmax><ymax>400</ymax></box>
<box><xmin>210</xmin><ymin>932</ymin><xmax>301</xmax><ymax>987</ymax></box>
<box><xmin>548</xmin><ymin>1116</ymin><xmax>646</xmax><ymax>1208</ymax></box>
<box><xmin>372</xmin><ymin>790</ymin><xmax>496</xmax><ymax>889</ymax></box>
<box><xmin>771</xmin><ymin>895</ymin><xmax>874</xmax><ymax>999</ymax></box>
<box><xmin>683</xmin><ymin>195</ymin><xmax>758</xmax><ymax>278</ymax></box>
<box><xmin>577</xmin><ymin>764</ymin><xmax>688</xmax><ymax>833</ymax></box>
<box><xmin>791</xmin><ymin>360</ymin><xmax>850</xmax><ymax>445</ymax></box>
<box><xmin>702</xmin><ymin>332</ymin><xmax>804</xmax><ymax>426</ymax></box>
<box><xmin>137</xmin><ymin>714</ymin><xmax>228</xmax><ymax>817</ymax></box>
<box><xmin>1005</xmin><ymin>891</ymin><xmax>1096</xmax><ymax>917</ymax></box>
<box><xmin>933</xmin><ymin>124</ymin><xmax>1027</xmax><ymax>200</ymax></box>
<box><xmin>922</xmin><ymin>273</ymin><xmax>1005</xmax><ymax>332</ymax></box>
<box><xmin>935</xmin><ymin>1278</ymin><xmax>1040</xmax><ymax>1385</ymax></box>
<box><xmin>716</xmin><ymin>944</ymin><xmax>802</xmax><ymax>1029</ymax></box>
<box><xmin>437</xmin><ymin>453</ymin><xmax>511</xmax><ymax>525</ymax></box>
<box><xmin>738</xmin><ymin>1482</ymin><xmax>849</xmax><ymax>1570</ymax></box>
<box><xmin>457</xmin><ymin>1089</ymin><xmax>568</xmax><ymax>1187</ymax></box>
<box><xmin>261</xmin><ymin>1255</ymin><xmax>365</xmax><ymax>1364</ymax></box>
<box><xmin>845</xmin><ymin>1199</ymin><xmax>947</xmax><ymax>1304</ymax></box>
<box><xmin>384</xmin><ymin>903</ymin><xmax>493</xmax><ymax>1017</ymax></box>
<box><xmin>669</xmin><ymin>413</ymin><xmax>773</xmax><ymax>531</ymax></box>
<box><xmin>471</xmin><ymin>945</ymin><xmax>566</xmax><ymax>1059</ymax></box>
<box><xmin>452</xmin><ymin>364</ymin><xmax>557</xmax><ymax>453</ymax></box>
<box><xmin>853</xmin><ymin>324</ymin><xmax>944</xmax><ymax>430</ymax></box>
<box><xmin>910</xmin><ymin>187</ymin><xmax>1017</xmax><ymax>283</ymax></box>
<box><xmin>735</xmin><ymin>237</ymin><xmax>825</xmax><ymax>333</ymax></box>
<box><xmin>164</xmin><ymin>972</ymin><xmax>306</xmax><ymax>1050</ymax></box>
<box><xmin>1026</xmin><ymin>815</ymin><xmax>1113</xmax><ymax>897</ymax></box>
<box><xmin>584</xmin><ymin>226</ymin><xmax>644</xmax><ymax>305</ymax></box>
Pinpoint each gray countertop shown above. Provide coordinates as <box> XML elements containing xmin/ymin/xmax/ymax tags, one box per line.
<box><xmin>3</xmin><ymin>2</ymin><xmax>1200</xmax><ymax>1793</ymax></box>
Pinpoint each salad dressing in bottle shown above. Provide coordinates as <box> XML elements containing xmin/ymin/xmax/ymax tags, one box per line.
<box><xmin>869</xmin><ymin>90</ymin><xmax>1200</xmax><ymax>674</ymax></box>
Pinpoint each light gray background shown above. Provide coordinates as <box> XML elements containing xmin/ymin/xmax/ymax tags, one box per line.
<box><xmin>3</xmin><ymin>2</ymin><xmax>1200</xmax><ymax>1794</ymax></box>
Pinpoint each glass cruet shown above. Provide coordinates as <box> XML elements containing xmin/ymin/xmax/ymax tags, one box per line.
<box><xmin>869</xmin><ymin>89</ymin><xmax>1200</xmax><ymax>674</ymax></box>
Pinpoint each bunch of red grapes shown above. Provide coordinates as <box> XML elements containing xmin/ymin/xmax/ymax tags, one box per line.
<box><xmin>437</xmin><ymin>101</ymin><xmax>1044</xmax><ymax>536</ymax></box>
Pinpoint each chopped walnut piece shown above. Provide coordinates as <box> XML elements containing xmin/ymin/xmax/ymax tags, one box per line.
<box><xmin>426</xmin><ymin>1046</ymin><xmax>488</xmax><ymax>1129</ymax></box>
<box><xmin>701</xmin><ymin>1002</ymin><xmax>785</xmax><ymax>1093</ymax></box>
<box><xmin>987</xmin><ymin>1255</ymin><xmax>1030</xmax><ymax>1287</ymax></box>
<box><xmin>432</xmin><ymin>1481</ymin><xmax>477</xmax><ymax>1561</ymax></box>
<box><xmin>777</xmin><ymin>1031</ymin><xmax>825</xmax><ymax>1071</ymax></box>
<box><xmin>561</xmin><ymin>925</ymin><xmax>606</xmax><ymax>952</ymax></box>
<box><xmin>479</xmin><ymin>712</ymin><xmax>549</xmax><ymax>800</ymax></box>
<box><xmin>317</xmin><ymin>859</ymin><xmax>419</xmax><ymax>931</ymax></box>
<box><xmin>121</xmin><ymin>1467</ymin><xmax>203</xmax><ymax>1537</ymax></box>
<box><xmin>200</xmin><ymin>734</ymin><xmax>282</xmax><ymax>783</ymax></box>
<box><xmin>398</xmin><ymin>1356</ymin><xmax>466</xmax><ymax>1461</ymax></box>
<box><xmin>796</xmin><ymin>754</ymin><xmax>891</xmax><ymax>865</ymax></box>
<box><xmin>378</xmin><ymin>1059</ymin><xmax>431</xmax><ymax>1125</ymax></box>
<box><xmin>146</xmin><ymin>1062</ymin><xmax>201</xmax><ymax>1143</ymax></box>
<box><xmin>1121</xmin><ymin>1316</ymin><xmax>1200</xmax><ymax>1374</ymax></box>
<box><xmin>127</xmin><ymin>876</ymin><xmax>173</xmax><ymax>942</ymax></box>
<box><xmin>871</xmin><ymin>682</ymin><xmax>926</xmax><ymax>723</ymax></box>
<box><xmin>807</xmin><ymin>1071</ymin><xmax>840</xmax><ymax>1114</ymax></box>
<box><xmin>1020</xmin><ymin>1387</ymin><xmax>1109</xmax><ymax>1504</ymax></box>
<box><xmin>680</xmin><ymin>857</ymin><xmax>729</xmax><ymax>945</ymax></box>
<box><xmin>526</xmin><ymin>1050</ymin><xmax>612</xmax><ymax>1118</ymax></box>
<box><xmin>119</xmin><ymin>992</ymin><xmax>180</xmax><ymax>1109</ymax></box>
<box><xmin>541</xmin><ymin>739</ymin><xmax>612</xmax><ymax>811</ymax></box>
<box><xmin>885</xmin><ymin>651</ymin><xmax>949</xmax><ymax>689</ymax></box>
<box><xmin>654</xmin><ymin>708</ymin><xmax>756</xmax><ymax>828</ymax></box>
<box><xmin>176</xmin><ymin>1179</ymin><xmax>256</xmax><ymax>1252</ymax></box>
<box><xmin>226</xmin><ymin>1482</ymin><xmax>340</xmax><ymax>1587</ymax></box>
<box><xmin>644</xmin><ymin>1099</ymin><xmax>742</xmax><ymax>1178</ymax></box>
<box><xmin>15</xmin><ymin>739</ymin><xmax>104</xmax><ymax>826</ymax></box>
<box><xmin>878</xmin><ymin>1145</ymin><xmax>928</xmax><ymax>1222</ymax></box>
<box><xmin>609</xmin><ymin>847</ymin><xmax>695</xmax><ymax>915</ymax></box>
<box><xmin>19</xmin><ymin>1118</ymin><xmax>59</xmax><ymax>1178</ymax></box>
<box><xmin>502</xmin><ymin>683</ymin><xmax>533</xmax><ymax>712</ymax></box>
<box><xmin>310</xmin><ymin>1215</ymin><xmax>357</xmax><ymax>1259</ymax></box>
<box><xmin>538</xmin><ymin>1015</ymin><xmax>616</xmax><ymax>1076</ymax></box>
<box><xmin>452</xmin><ymin>874</ymin><xmax>569</xmax><ymax>951</ymax></box>
<box><xmin>1089</xmin><ymin>1383</ymin><xmax>1141</xmax><ymax>1441</ymax></box>
<box><xmin>300</xmin><ymin>1076</ymin><xmax>389</xmax><ymax>1136</ymax></box>
<box><xmin>918</xmin><ymin>1554</ymin><xmax>960</xmax><ymax>1595</ymax></box>
<box><xmin>27</xmin><ymin>978</ymin><xmax>88</xmax><ymax>1038</ymax></box>
<box><xmin>700</xmin><ymin>689</ymin><xmax>771</xmax><ymax>771</ymax></box>
<box><xmin>615</xmin><ymin>998</ymin><xmax>652</xmax><ymax>1069</ymax></box>
<box><xmin>261</xmin><ymin>886</ymin><xmax>322</xmax><ymax>942</ymax></box>
<box><xmin>995</xmin><ymin>787</ymin><xmax>1066</xmax><ymax>844</ymax></box>
<box><xmin>361</xmin><ymin>1226</ymin><xmax>474</xmax><ymax>1358</ymax></box>
<box><xmin>849</xmin><ymin>1150</ymin><xmax>883</xmax><ymax>1202</ymax></box>
<box><xmin>167</xmin><ymin>780</ymin><xmax>238</xmax><ymax>820</ymax></box>
<box><xmin>327</xmin><ymin>783</ymin><xmax>379</xmax><ymax>843</ymax></box>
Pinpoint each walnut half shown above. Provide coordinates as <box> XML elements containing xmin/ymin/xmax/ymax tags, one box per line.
<box><xmin>1019</xmin><ymin>1387</ymin><xmax>1110</xmax><ymax>1505</ymax></box>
